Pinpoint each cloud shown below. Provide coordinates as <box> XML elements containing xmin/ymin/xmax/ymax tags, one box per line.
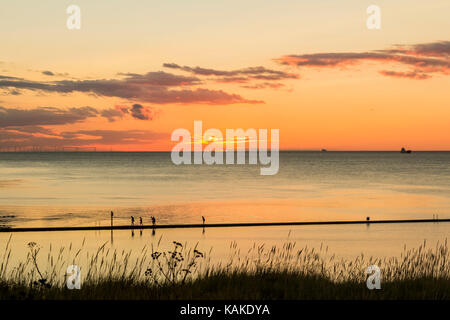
<box><xmin>4</xmin><ymin>125</ymin><xmax>58</xmax><ymax>135</ymax></box>
<box><xmin>59</xmin><ymin>129</ymin><xmax>167</xmax><ymax>145</ymax></box>
<box><xmin>378</xmin><ymin>70</ymin><xmax>431</xmax><ymax>80</ymax></box>
<box><xmin>0</xmin><ymin>127</ymin><xmax>167</xmax><ymax>148</ymax></box>
<box><xmin>0</xmin><ymin>75</ymin><xmax>23</xmax><ymax>80</ymax></box>
<box><xmin>116</xmin><ymin>71</ymin><xmax>201</xmax><ymax>86</ymax></box>
<box><xmin>0</xmin><ymin>105</ymin><xmax>166</xmax><ymax>149</ymax></box>
<box><xmin>130</xmin><ymin>104</ymin><xmax>149</xmax><ymax>120</ymax></box>
<box><xmin>1</xmin><ymin>89</ymin><xmax>21</xmax><ymax>96</ymax></box>
<box><xmin>391</xmin><ymin>41</ymin><xmax>450</xmax><ymax>57</ymax></box>
<box><xmin>143</xmin><ymin>88</ymin><xmax>263</xmax><ymax>104</ymax></box>
<box><xmin>40</xmin><ymin>70</ymin><xmax>69</xmax><ymax>77</ymax></box>
<box><xmin>240</xmin><ymin>82</ymin><xmax>285</xmax><ymax>89</ymax></box>
<box><xmin>0</xmin><ymin>104</ymin><xmax>159</xmax><ymax>127</ymax></box>
<box><xmin>105</xmin><ymin>104</ymin><xmax>157</xmax><ymax>121</ymax></box>
<box><xmin>0</xmin><ymin>106</ymin><xmax>98</xmax><ymax>128</ymax></box>
<box><xmin>164</xmin><ymin>63</ymin><xmax>297</xmax><ymax>79</ymax></box>
<box><xmin>100</xmin><ymin>107</ymin><xmax>124</xmax><ymax>122</ymax></box>
<box><xmin>274</xmin><ymin>41</ymin><xmax>450</xmax><ymax>79</ymax></box>
<box><xmin>163</xmin><ymin>63</ymin><xmax>298</xmax><ymax>86</ymax></box>
<box><xmin>0</xmin><ymin>71</ymin><xmax>260</xmax><ymax>105</ymax></box>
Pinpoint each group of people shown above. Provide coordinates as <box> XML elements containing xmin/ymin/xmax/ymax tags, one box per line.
<box><xmin>111</xmin><ymin>211</ymin><xmax>156</xmax><ymax>227</ymax></box>
<box><xmin>111</xmin><ymin>211</ymin><xmax>206</xmax><ymax>227</ymax></box>
<box><xmin>130</xmin><ymin>215</ymin><xmax>156</xmax><ymax>226</ymax></box>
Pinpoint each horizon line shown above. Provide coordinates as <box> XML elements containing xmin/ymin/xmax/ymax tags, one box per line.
<box><xmin>1</xmin><ymin>149</ymin><xmax>450</xmax><ymax>153</ymax></box>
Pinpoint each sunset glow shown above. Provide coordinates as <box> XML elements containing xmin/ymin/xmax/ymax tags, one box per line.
<box><xmin>0</xmin><ymin>1</ymin><xmax>449</xmax><ymax>151</ymax></box>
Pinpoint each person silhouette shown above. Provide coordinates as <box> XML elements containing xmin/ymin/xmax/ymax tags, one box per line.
<box><xmin>131</xmin><ymin>216</ymin><xmax>135</xmax><ymax>226</ymax></box>
<box><xmin>110</xmin><ymin>211</ymin><xmax>114</xmax><ymax>228</ymax></box>
<box><xmin>202</xmin><ymin>216</ymin><xmax>205</xmax><ymax>225</ymax></box>
<box><xmin>139</xmin><ymin>217</ymin><xmax>143</xmax><ymax>226</ymax></box>
<box><xmin>151</xmin><ymin>216</ymin><xmax>156</xmax><ymax>226</ymax></box>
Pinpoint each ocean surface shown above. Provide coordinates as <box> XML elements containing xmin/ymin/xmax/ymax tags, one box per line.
<box><xmin>1</xmin><ymin>151</ymin><xmax>449</xmax><ymax>228</ymax></box>
<box><xmin>1</xmin><ymin>151</ymin><xmax>449</xmax><ymax>266</ymax></box>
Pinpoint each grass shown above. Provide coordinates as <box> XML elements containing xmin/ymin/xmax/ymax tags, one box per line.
<box><xmin>0</xmin><ymin>236</ymin><xmax>449</xmax><ymax>300</ymax></box>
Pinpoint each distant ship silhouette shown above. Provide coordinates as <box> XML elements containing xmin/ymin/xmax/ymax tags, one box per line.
<box><xmin>401</xmin><ymin>147</ymin><xmax>412</xmax><ymax>153</ymax></box>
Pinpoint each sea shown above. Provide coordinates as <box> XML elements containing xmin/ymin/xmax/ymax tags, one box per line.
<box><xmin>0</xmin><ymin>151</ymin><xmax>449</xmax><ymax>265</ymax></box>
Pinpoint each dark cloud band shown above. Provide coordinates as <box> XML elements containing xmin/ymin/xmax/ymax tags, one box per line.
<box><xmin>0</xmin><ymin>71</ymin><xmax>261</xmax><ymax>105</ymax></box>
<box><xmin>274</xmin><ymin>41</ymin><xmax>450</xmax><ymax>80</ymax></box>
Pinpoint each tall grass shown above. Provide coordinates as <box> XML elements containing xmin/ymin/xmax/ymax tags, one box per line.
<box><xmin>209</xmin><ymin>239</ymin><xmax>449</xmax><ymax>283</ymax></box>
<box><xmin>0</xmin><ymin>237</ymin><xmax>449</xmax><ymax>299</ymax></box>
<box><xmin>0</xmin><ymin>236</ymin><xmax>210</xmax><ymax>289</ymax></box>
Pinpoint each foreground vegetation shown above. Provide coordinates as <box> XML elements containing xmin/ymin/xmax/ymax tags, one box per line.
<box><xmin>1</xmin><ymin>237</ymin><xmax>449</xmax><ymax>300</ymax></box>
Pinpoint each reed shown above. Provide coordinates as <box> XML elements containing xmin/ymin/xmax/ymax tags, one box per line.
<box><xmin>0</xmin><ymin>237</ymin><xmax>448</xmax><ymax>299</ymax></box>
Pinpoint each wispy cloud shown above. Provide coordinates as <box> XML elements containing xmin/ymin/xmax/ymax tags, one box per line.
<box><xmin>108</xmin><ymin>104</ymin><xmax>158</xmax><ymax>121</ymax></box>
<box><xmin>0</xmin><ymin>71</ymin><xmax>262</xmax><ymax>105</ymax></box>
<box><xmin>40</xmin><ymin>70</ymin><xmax>69</xmax><ymax>77</ymax></box>
<box><xmin>0</xmin><ymin>127</ymin><xmax>167</xmax><ymax>148</ymax></box>
<box><xmin>0</xmin><ymin>106</ymin><xmax>98</xmax><ymax>127</ymax></box>
<box><xmin>42</xmin><ymin>70</ymin><xmax>55</xmax><ymax>76</ymax></box>
<box><xmin>378</xmin><ymin>70</ymin><xmax>431</xmax><ymax>80</ymax></box>
<box><xmin>0</xmin><ymin>104</ymin><xmax>159</xmax><ymax>128</ymax></box>
<box><xmin>100</xmin><ymin>107</ymin><xmax>124</xmax><ymax>122</ymax></box>
<box><xmin>274</xmin><ymin>41</ymin><xmax>450</xmax><ymax>79</ymax></box>
<box><xmin>163</xmin><ymin>63</ymin><xmax>298</xmax><ymax>88</ymax></box>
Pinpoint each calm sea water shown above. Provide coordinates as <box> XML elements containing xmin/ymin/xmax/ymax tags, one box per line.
<box><xmin>1</xmin><ymin>151</ymin><xmax>449</xmax><ymax>228</ymax></box>
<box><xmin>1</xmin><ymin>151</ymin><xmax>449</xmax><ymax>265</ymax></box>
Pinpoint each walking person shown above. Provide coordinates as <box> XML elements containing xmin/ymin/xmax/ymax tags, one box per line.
<box><xmin>151</xmin><ymin>216</ymin><xmax>156</xmax><ymax>227</ymax></box>
<box><xmin>110</xmin><ymin>211</ymin><xmax>114</xmax><ymax>243</ymax></box>
<box><xmin>202</xmin><ymin>216</ymin><xmax>206</xmax><ymax>234</ymax></box>
<box><xmin>139</xmin><ymin>217</ymin><xmax>143</xmax><ymax>226</ymax></box>
<box><xmin>131</xmin><ymin>216</ymin><xmax>135</xmax><ymax>226</ymax></box>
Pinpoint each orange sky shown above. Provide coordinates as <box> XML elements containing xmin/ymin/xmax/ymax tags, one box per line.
<box><xmin>0</xmin><ymin>1</ymin><xmax>449</xmax><ymax>151</ymax></box>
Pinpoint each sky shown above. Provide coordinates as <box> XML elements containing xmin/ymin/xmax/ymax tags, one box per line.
<box><xmin>0</xmin><ymin>0</ymin><xmax>449</xmax><ymax>151</ymax></box>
